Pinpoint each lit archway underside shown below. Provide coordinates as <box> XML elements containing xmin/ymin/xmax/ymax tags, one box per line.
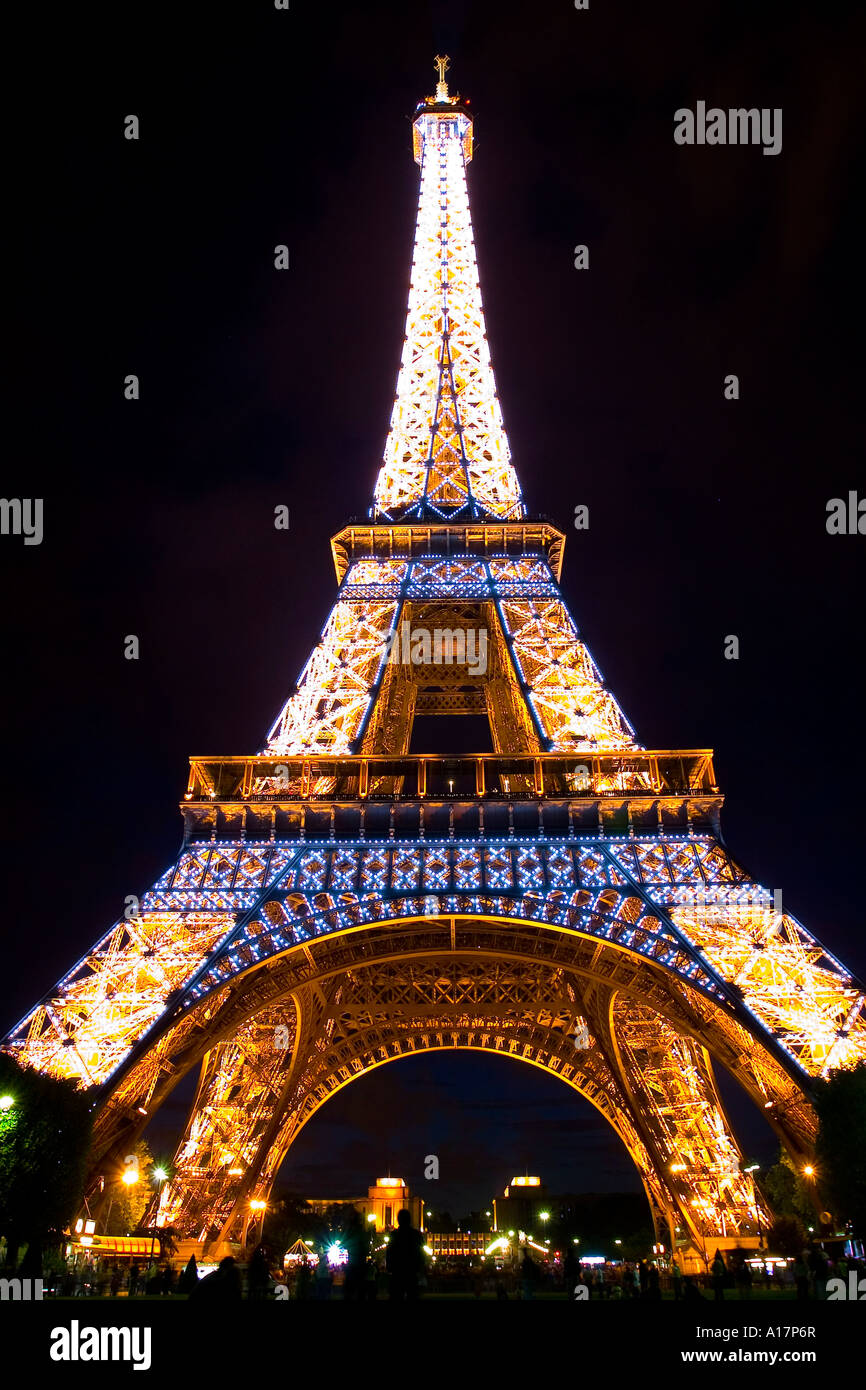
<box><xmin>80</xmin><ymin>916</ymin><xmax>817</xmax><ymax>1253</ymax></box>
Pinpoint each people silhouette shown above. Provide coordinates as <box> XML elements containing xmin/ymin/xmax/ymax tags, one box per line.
<box><xmin>247</xmin><ymin>1245</ymin><xmax>272</xmax><ymax>1299</ymax></box>
<box><xmin>342</xmin><ymin>1210</ymin><xmax>370</xmax><ymax>1301</ymax></box>
<box><xmin>178</xmin><ymin>1254</ymin><xmax>198</xmax><ymax>1295</ymax></box>
<box><xmin>520</xmin><ymin>1250</ymin><xmax>538</xmax><ymax>1300</ymax></box>
<box><xmin>188</xmin><ymin>1255</ymin><xmax>243</xmax><ymax>1302</ymax></box>
<box><xmin>385</xmin><ymin>1209</ymin><xmax>425</xmax><ymax>1300</ymax></box>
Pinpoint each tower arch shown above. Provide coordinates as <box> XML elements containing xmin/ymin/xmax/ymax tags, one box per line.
<box><xmin>76</xmin><ymin>912</ymin><xmax>818</xmax><ymax>1267</ymax></box>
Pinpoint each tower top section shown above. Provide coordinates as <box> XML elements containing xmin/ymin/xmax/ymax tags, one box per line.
<box><xmin>412</xmin><ymin>52</ymin><xmax>473</xmax><ymax>165</ymax></box>
<box><xmin>374</xmin><ymin>58</ymin><xmax>522</xmax><ymax>523</ymax></box>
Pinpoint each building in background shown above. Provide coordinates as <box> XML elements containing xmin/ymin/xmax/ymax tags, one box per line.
<box><xmin>427</xmin><ymin>1231</ymin><xmax>489</xmax><ymax>1259</ymax></box>
<box><xmin>493</xmin><ymin>1176</ymin><xmax>550</xmax><ymax>1234</ymax></box>
<box><xmin>305</xmin><ymin>1176</ymin><xmax>424</xmax><ymax>1232</ymax></box>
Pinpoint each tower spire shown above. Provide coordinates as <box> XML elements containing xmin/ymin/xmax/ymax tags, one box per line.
<box><xmin>265</xmin><ymin>65</ymin><xmax>639</xmax><ymax>760</ymax></box>
<box><xmin>434</xmin><ymin>53</ymin><xmax>450</xmax><ymax>101</ymax></box>
<box><xmin>373</xmin><ymin>62</ymin><xmax>524</xmax><ymax>522</ymax></box>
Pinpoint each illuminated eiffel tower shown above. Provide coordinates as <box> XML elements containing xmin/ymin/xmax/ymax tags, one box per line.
<box><xmin>5</xmin><ymin>59</ymin><xmax>864</xmax><ymax>1267</ymax></box>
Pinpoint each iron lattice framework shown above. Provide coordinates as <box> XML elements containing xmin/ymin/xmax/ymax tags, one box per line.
<box><xmin>4</xmin><ymin>61</ymin><xmax>864</xmax><ymax>1264</ymax></box>
<box><xmin>373</xmin><ymin>65</ymin><xmax>522</xmax><ymax>523</ymax></box>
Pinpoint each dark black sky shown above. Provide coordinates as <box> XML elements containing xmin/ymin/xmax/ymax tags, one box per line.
<box><xmin>3</xmin><ymin>0</ymin><xmax>864</xmax><ymax>1215</ymax></box>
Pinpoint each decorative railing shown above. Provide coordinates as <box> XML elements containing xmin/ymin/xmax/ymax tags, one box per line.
<box><xmin>185</xmin><ymin>750</ymin><xmax>717</xmax><ymax>804</ymax></box>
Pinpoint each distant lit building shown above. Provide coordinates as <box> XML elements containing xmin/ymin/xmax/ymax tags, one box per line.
<box><xmin>428</xmin><ymin>1232</ymin><xmax>489</xmax><ymax>1258</ymax></box>
<box><xmin>493</xmin><ymin>1176</ymin><xmax>549</xmax><ymax>1234</ymax></box>
<box><xmin>305</xmin><ymin>1177</ymin><xmax>424</xmax><ymax>1232</ymax></box>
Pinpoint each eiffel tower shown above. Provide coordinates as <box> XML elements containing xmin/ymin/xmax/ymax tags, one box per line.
<box><xmin>5</xmin><ymin>59</ymin><xmax>864</xmax><ymax>1268</ymax></box>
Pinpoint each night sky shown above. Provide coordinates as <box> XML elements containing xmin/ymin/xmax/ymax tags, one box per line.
<box><xmin>3</xmin><ymin>1</ymin><xmax>863</xmax><ymax>1218</ymax></box>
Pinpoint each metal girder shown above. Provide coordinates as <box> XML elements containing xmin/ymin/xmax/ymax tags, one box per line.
<box><xmin>7</xmin><ymin>835</ymin><xmax>862</xmax><ymax>1118</ymax></box>
<box><xmin>2</xmin><ymin>62</ymin><xmax>862</xmax><ymax>1263</ymax></box>
<box><xmin>263</xmin><ymin>553</ymin><xmax>638</xmax><ymax>761</ymax></box>
<box><xmin>146</xmin><ymin>956</ymin><xmax>772</xmax><ymax>1251</ymax></box>
<box><xmin>373</xmin><ymin>99</ymin><xmax>522</xmax><ymax>522</ymax></box>
<box><xmin>595</xmin><ymin>994</ymin><xmax>770</xmax><ymax>1250</ymax></box>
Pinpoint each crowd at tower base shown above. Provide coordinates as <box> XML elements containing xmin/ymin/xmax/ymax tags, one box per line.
<box><xmin>7</xmin><ymin>1242</ymin><xmax>863</xmax><ymax>1302</ymax></box>
<box><xmin>7</xmin><ymin>1170</ymin><xmax>856</xmax><ymax>1302</ymax></box>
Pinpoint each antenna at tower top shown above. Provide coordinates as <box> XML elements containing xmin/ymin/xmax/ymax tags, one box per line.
<box><xmin>434</xmin><ymin>53</ymin><xmax>450</xmax><ymax>100</ymax></box>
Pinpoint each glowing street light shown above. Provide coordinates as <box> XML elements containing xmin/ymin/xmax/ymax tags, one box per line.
<box><xmin>0</xmin><ymin>1096</ymin><xmax>14</xmax><ymax>1111</ymax></box>
<box><xmin>539</xmin><ymin>1211</ymin><xmax>550</xmax><ymax>1223</ymax></box>
<box><xmin>148</xmin><ymin>1168</ymin><xmax>170</xmax><ymax>1261</ymax></box>
<box><xmin>248</xmin><ymin>1197</ymin><xmax>268</xmax><ymax>1245</ymax></box>
<box><xmin>802</xmin><ymin>1165</ymin><xmax>816</xmax><ymax>1179</ymax></box>
<box><xmin>743</xmin><ymin>1164</ymin><xmax>765</xmax><ymax>1247</ymax></box>
<box><xmin>121</xmin><ymin>1169</ymin><xmax>140</xmax><ymax>1187</ymax></box>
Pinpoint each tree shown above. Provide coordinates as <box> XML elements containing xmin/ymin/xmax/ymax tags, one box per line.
<box><xmin>262</xmin><ymin>1194</ymin><xmax>318</xmax><ymax>1257</ymax></box>
<box><xmin>103</xmin><ymin>1140</ymin><xmax>154</xmax><ymax>1235</ymax></box>
<box><xmin>0</xmin><ymin>1055</ymin><xmax>94</xmax><ymax>1271</ymax></box>
<box><xmin>540</xmin><ymin>1191</ymin><xmax>654</xmax><ymax>1259</ymax></box>
<box><xmin>763</xmin><ymin>1148</ymin><xmax>813</xmax><ymax>1223</ymax></box>
<box><xmin>813</xmin><ymin>1059</ymin><xmax>866</xmax><ymax>1235</ymax></box>
<box><xmin>766</xmin><ymin>1214</ymin><xmax>807</xmax><ymax>1257</ymax></box>
<box><xmin>423</xmin><ymin>1210</ymin><xmax>454</xmax><ymax>1233</ymax></box>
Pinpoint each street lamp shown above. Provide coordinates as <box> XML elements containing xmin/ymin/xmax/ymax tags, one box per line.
<box><xmin>249</xmin><ymin>1198</ymin><xmax>267</xmax><ymax>1247</ymax></box>
<box><xmin>0</xmin><ymin>1095</ymin><xmax>14</xmax><ymax>1111</ymax></box>
<box><xmin>103</xmin><ymin>1163</ymin><xmax>139</xmax><ymax>1235</ymax></box>
<box><xmin>148</xmin><ymin>1168</ymin><xmax>170</xmax><ymax>1262</ymax></box>
<box><xmin>743</xmin><ymin>1164</ymin><xmax>765</xmax><ymax>1247</ymax></box>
